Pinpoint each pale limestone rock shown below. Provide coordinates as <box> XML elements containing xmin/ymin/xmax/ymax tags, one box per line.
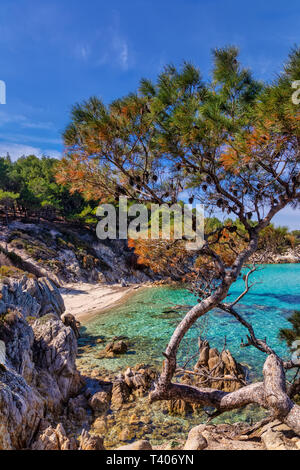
<box><xmin>0</xmin><ymin>368</ymin><xmax>44</xmax><ymax>450</ymax></box>
<box><xmin>0</xmin><ymin>340</ymin><xmax>5</xmax><ymax>366</ymax></box>
<box><xmin>183</xmin><ymin>425</ymin><xmax>208</xmax><ymax>450</ymax></box>
<box><xmin>31</xmin><ymin>423</ymin><xmax>77</xmax><ymax>450</ymax></box>
<box><xmin>0</xmin><ymin>277</ymin><xmax>82</xmax><ymax>449</ymax></box>
<box><xmin>262</xmin><ymin>430</ymin><xmax>287</xmax><ymax>451</ymax></box>
<box><xmin>117</xmin><ymin>440</ymin><xmax>152</xmax><ymax>450</ymax></box>
<box><xmin>79</xmin><ymin>429</ymin><xmax>105</xmax><ymax>450</ymax></box>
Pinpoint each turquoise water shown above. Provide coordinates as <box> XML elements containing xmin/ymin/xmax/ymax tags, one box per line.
<box><xmin>78</xmin><ymin>264</ymin><xmax>300</xmax><ymax>380</ymax></box>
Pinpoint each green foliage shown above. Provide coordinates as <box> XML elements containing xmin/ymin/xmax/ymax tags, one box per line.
<box><xmin>0</xmin><ymin>154</ymin><xmax>96</xmax><ymax>223</ymax></box>
<box><xmin>0</xmin><ymin>265</ymin><xmax>25</xmax><ymax>280</ymax></box>
<box><xmin>279</xmin><ymin>311</ymin><xmax>300</xmax><ymax>347</ymax></box>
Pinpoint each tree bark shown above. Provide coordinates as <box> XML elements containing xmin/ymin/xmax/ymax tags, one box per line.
<box><xmin>150</xmin><ymin>354</ymin><xmax>300</xmax><ymax>435</ymax></box>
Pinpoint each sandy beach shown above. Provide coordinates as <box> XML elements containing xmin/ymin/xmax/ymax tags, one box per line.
<box><xmin>60</xmin><ymin>282</ymin><xmax>142</xmax><ymax>323</ymax></box>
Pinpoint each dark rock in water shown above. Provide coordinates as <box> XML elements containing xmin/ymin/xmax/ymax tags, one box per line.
<box><xmin>105</xmin><ymin>340</ymin><xmax>128</xmax><ymax>355</ymax></box>
<box><xmin>61</xmin><ymin>312</ymin><xmax>80</xmax><ymax>338</ymax></box>
<box><xmin>89</xmin><ymin>390</ymin><xmax>111</xmax><ymax>413</ymax></box>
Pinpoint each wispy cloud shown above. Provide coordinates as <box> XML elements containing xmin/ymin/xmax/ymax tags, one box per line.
<box><xmin>80</xmin><ymin>12</ymin><xmax>132</xmax><ymax>71</ymax></box>
<box><xmin>0</xmin><ymin>111</ymin><xmax>54</xmax><ymax>130</ymax></box>
<box><xmin>0</xmin><ymin>132</ymin><xmax>61</xmax><ymax>146</ymax></box>
<box><xmin>112</xmin><ymin>33</ymin><xmax>129</xmax><ymax>70</ymax></box>
<box><xmin>74</xmin><ymin>43</ymin><xmax>91</xmax><ymax>61</ymax></box>
<box><xmin>0</xmin><ymin>142</ymin><xmax>61</xmax><ymax>161</ymax></box>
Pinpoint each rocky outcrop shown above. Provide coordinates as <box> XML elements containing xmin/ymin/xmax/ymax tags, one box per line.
<box><xmin>0</xmin><ymin>276</ymin><xmax>83</xmax><ymax>450</ymax></box>
<box><xmin>0</xmin><ymin>221</ymin><xmax>154</xmax><ymax>284</ymax></box>
<box><xmin>79</xmin><ymin>429</ymin><xmax>105</xmax><ymax>450</ymax></box>
<box><xmin>183</xmin><ymin>425</ymin><xmax>208</xmax><ymax>450</ymax></box>
<box><xmin>168</xmin><ymin>339</ymin><xmax>246</xmax><ymax>415</ymax></box>
<box><xmin>0</xmin><ymin>367</ymin><xmax>44</xmax><ymax>450</ymax></box>
<box><xmin>31</xmin><ymin>423</ymin><xmax>78</xmax><ymax>450</ymax></box>
<box><xmin>251</xmin><ymin>246</ymin><xmax>300</xmax><ymax>264</ymax></box>
<box><xmin>182</xmin><ymin>339</ymin><xmax>245</xmax><ymax>393</ymax></box>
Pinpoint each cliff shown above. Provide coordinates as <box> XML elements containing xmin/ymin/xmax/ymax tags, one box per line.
<box><xmin>0</xmin><ymin>276</ymin><xmax>83</xmax><ymax>449</ymax></box>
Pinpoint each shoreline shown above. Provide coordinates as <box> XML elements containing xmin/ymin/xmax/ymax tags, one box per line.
<box><xmin>60</xmin><ymin>282</ymin><xmax>144</xmax><ymax>323</ymax></box>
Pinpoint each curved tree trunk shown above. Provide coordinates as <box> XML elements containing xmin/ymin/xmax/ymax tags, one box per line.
<box><xmin>150</xmin><ymin>354</ymin><xmax>300</xmax><ymax>435</ymax></box>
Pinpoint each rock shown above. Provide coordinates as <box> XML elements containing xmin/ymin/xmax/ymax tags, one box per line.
<box><xmin>261</xmin><ymin>430</ymin><xmax>287</xmax><ymax>451</ymax></box>
<box><xmin>105</xmin><ymin>340</ymin><xmax>128</xmax><ymax>355</ymax></box>
<box><xmin>296</xmin><ymin>440</ymin><xmax>300</xmax><ymax>450</ymax></box>
<box><xmin>0</xmin><ymin>277</ymin><xmax>83</xmax><ymax>449</ymax></box>
<box><xmin>31</xmin><ymin>423</ymin><xmax>77</xmax><ymax>450</ymax></box>
<box><xmin>189</xmin><ymin>339</ymin><xmax>245</xmax><ymax>393</ymax></box>
<box><xmin>0</xmin><ymin>368</ymin><xmax>44</xmax><ymax>450</ymax></box>
<box><xmin>32</xmin><ymin>314</ymin><xmax>81</xmax><ymax>407</ymax></box>
<box><xmin>79</xmin><ymin>429</ymin><xmax>105</xmax><ymax>450</ymax></box>
<box><xmin>68</xmin><ymin>395</ymin><xmax>88</xmax><ymax>425</ymax></box>
<box><xmin>61</xmin><ymin>313</ymin><xmax>80</xmax><ymax>338</ymax></box>
<box><xmin>89</xmin><ymin>391</ymin><xmax>111</xmax><ymax>413</ymax></box>
<box><xmin>167</xmin><ymin>399</ymin><xmax>194</xmax><ymax>415</ymax></box>
<box><xmin>111</xmin><ymin>379</ymin><xmax>130</xmax><ymax>409</ymax></box>
<box><xmin>183</xmin><ymin>425</ymin><xmax>208</xmax><ymax>450</ymax></box>
<box><xmin>123</xmin><ymin>365</ymin><xmax>157</xmax><ymax>392</ymax></box>
<box><xmin>0</xmin><ymin>340</ymin><xmax>5</xmax><ymax>366</ymax></box>
<box><xmin>117</xmin><ymin>440</ymin><xmax>152</xmax><ymax>450</ymax></box>
<box><xmin>93</xmin><ymin>417</ymin><xmax>108</xmax><ymax>434</ymax></box>
<box><xmin>119</xmin><ymin>427</ymin><xmax>136</xmax><ymax>442</ymax></box>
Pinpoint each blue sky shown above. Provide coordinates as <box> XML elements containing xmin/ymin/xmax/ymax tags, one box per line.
<box><xmin>0</xmin><ymin>0</ymin><xmax>299</xmax><ymax>228</ymax></box>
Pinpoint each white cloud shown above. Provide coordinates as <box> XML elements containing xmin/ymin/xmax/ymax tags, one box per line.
<box><xmin>0</xmin><ymin>142</ymin><xmax>61</xmax><ymax>161</ymax></box>
<box><xmin>74</xmin><ymin>43</ymin><xmax>91</xmax><ymax>61</ymax></box>
<box><xmin>113</xmin><ymin>35</ymin><xmax>129</xmax><ymax>70</ymax></box>
<box><xmin>0</xmin><ymin>132</ymin><xmax>61</xmax><ymax>146</ymax></box>
<box><xmin>0</xmin><ymin>110</ymin><xmax>54</xmax><ymax>130</ymax></box>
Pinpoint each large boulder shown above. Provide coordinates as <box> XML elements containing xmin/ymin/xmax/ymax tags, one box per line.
<box><xmin>89</xmin><ymin>390</ymin><xmax>111</xmax><ymax>413</ymax></box>
<box><xmin>0</xmin><ymin>368</ymin><xmax>44</xmax><ymax>450</ymax></box>
<box><xmin>32</xmin><ymin>315</ymin><xmax>81</xmax><ymax>406</ymax></box>
<box><xmin>31</xmin><ymin>423</ymin><xmax>78</xmax><ymax>451</ymax></box>
<box><xmin>0</xmin><ymin>277</ymin><xmax>82</xmax><ymax>449</ymax></box>
<box><xmin>183</xmin><ymin>425</ymin><xmax>208</xmax><ymax>450</ymax></box>
<box><xmin>79</xmin><ymin>429</ymin><xmax>105</xmax><ymax>450</ymax></box>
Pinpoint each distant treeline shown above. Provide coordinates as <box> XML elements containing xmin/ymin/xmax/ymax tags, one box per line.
<box><xmin>0</xmin><ymin>154</ymin><xmax>298</xmax><ymax>254</ymax></box>
<box><xmin>0</xmin><ymin>154</ymin><xmax>98</xmax><ymax>225</ymax></box>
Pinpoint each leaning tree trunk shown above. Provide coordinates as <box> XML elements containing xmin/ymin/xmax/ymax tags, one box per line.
<box><xmin>149</xmin><ymin>231</ymin><xmax>300</xmax><ymax>435</ymax></box>
<box><xmin>150</xmin><ymin>355</ymin><xmax>300</xmax><ymax>435</ymax></box>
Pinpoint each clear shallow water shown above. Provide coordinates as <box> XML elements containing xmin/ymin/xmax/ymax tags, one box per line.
<box><xmin>79</xmin><ymin>264</ymin><xmax>300</xmax><ymax>379</ymax></box>
<box><xmin>77</xmin><ymin>264</ymin><xmax>299</xmax><ymax>447</ymax></box>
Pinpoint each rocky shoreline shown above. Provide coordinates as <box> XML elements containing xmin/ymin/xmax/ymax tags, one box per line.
<box><xmin>0</xmin><ymin>276</ymin><xmax>299</xmax><ymax>450</ymax></box>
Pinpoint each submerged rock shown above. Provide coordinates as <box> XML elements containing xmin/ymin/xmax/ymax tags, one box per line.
<box><xmin>89</xmin><ymin>390</ymin><xmax>111</xmax><ymax>413</ymax></box>
<box><xmin>105</xmin><ymin>340</ymin><xmax>128</xmax><ymax>355</ymax></box>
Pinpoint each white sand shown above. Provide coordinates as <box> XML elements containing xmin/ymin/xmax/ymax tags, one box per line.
<box><xmin>60</xmin><ymin>282</ymin><xmax>141</xmax><ymax>323</ymax></box>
